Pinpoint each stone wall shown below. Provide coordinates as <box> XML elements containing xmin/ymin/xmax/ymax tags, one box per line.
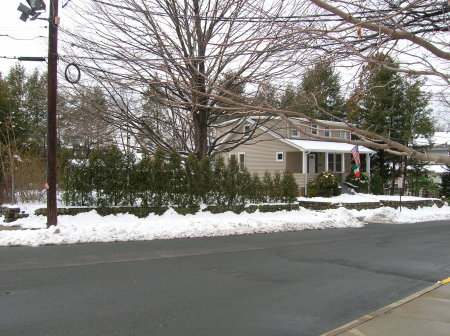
<box><xmin>299</xmin><ymin>199</ymin><xmax>444</xmax><ymax>211</ymax></box>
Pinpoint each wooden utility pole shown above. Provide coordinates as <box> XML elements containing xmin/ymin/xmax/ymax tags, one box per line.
<box><xmin>47</xmin><ymin>0</ymin><xmax>59</xmax><ymax>227</ymax></box>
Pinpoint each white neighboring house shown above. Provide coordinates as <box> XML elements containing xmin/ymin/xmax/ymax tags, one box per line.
<box><xmin>416</xmin><ymin>132</ymin><xmax>450</xmax><ymax>184</ymax></box>
<box><xmin>216</xmin><ymin>117</ymin><xmax>376</xmax><ymax>196</ymax></box>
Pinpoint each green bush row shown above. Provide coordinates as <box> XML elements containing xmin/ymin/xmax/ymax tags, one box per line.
<box><xmin>61</xmin><ymin>147</ymin><xmax>299</xmax><ymax>207</ymax></box>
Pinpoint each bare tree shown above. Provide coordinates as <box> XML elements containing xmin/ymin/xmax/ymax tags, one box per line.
<box><xmin>61</xmin><ymin>0</ymin><xmax>450</xmax><ymax>164</ymax></box>
<box><xmin>62</xmin><ymin>0</ymin><xmax>312</xmax><ymax>157</ymax></box>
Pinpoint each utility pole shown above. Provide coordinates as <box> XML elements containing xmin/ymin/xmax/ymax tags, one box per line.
<box><xmin>17</xmin><ymin>0</ymin><xmax>57</xmax><ymax>226</ymax></box>
<box><xmin>47</xmin><ymin>0</ymin><xmax>59</xmax><ymax>227</ymax></box>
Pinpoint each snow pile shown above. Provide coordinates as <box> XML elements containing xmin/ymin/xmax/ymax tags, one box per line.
<box><xmin>0</xmin><ymin>207</ymin><xmax>364</xmax><ymax>247</ymax></box>
<box><xmin>1</xmin><ymin>199</ymin><xmax>449</xmax><ymax>247</ymax></box>
<box><xmin>351</xmin><ymin>204</ymin><xmax>450</xmax><ymax>224</ymax></box>
<box><xmin>298</xmin><ymin>194</ymin><xmax>434</xmax><ymax>203</ymax></box>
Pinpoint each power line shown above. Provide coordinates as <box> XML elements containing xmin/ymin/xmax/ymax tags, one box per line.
<box><xmin>0</xmin><ymin>34</ymin><xmax>47</xmax><ymax>41</ymax></box>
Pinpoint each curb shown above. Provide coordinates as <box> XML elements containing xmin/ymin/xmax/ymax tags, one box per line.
<box><xmin>321</xmin><ymin>281</ymin><xmax>446</xmax><ymax>336</ymax></box>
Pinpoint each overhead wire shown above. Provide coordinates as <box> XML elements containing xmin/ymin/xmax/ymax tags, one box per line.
<box><xmin>0</xmin><ymin>34</ymin><xmax>47</xmax><ymax>41</ymax></box>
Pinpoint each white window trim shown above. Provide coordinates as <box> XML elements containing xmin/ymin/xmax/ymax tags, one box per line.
<box><xmin>311</xmin><ymin>124</ymin><xmax>318</xmax><ymax>135</ymax></box>
<box><xmin>291</xmin><ymin>129</ymin><xmax>300</xmax><ymax>138</ymax></box>
<box><xmin>238</xmin><ymin>152</ymin><xmax>246</xmax><ymax>170</ymax></box>
<box><xmin>340</xmin><ymin>131</ymin><xmax>348</xmax><ymax>139</ymax></box>
<box><xmin>276</xmin><ymin>152</ymin><xmax>284</xmax><ymax>162</ymax></box>
<box><xmin>324</xmin><ymin>128</ymin><xmax>331</xmax><ymax>137</ymax></box>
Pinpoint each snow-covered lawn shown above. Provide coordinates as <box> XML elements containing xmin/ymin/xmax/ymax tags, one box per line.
<box><xmin>1</xmin><ymin>194</ymin><xmax>449</xmax><ymax>247</ymax></box>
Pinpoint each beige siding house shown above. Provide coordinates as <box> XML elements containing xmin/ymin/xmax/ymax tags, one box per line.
<box><xmin>217</xmin><ymin>117</ymin><xmax>376</xmax><ymax>195</ymax></box>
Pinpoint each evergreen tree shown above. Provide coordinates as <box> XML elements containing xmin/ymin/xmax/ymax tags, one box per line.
<box><xmin>223</xmin><ymin>155</ymin><xmax>240</xmax><ymax>205</ymax></box>
<box><xmin>212</xmin><ymin>155</ymin><xmax>226</xmax><ymax>205</ymax></box>
<box><xmin>1</xmin><ymin>64</ymin><xmax>29</xmax><ymax>148</ymax></box>
<box><xmin>166</xmin><ymin>150</ymin><xmax>186</xmax><ymax>206</ymax></box>
<box><xmin>184</xmin><ymin>152</ymin><xmax>201</xmax><ymax>206</ymax></box>
<box><xmin>281</xmin><ymin>171</ymin><xmax>299</xmax><ymax>203</ymax></box>
<box><xmin>352</xmin><ymin>54</ymin><xmax>434</xmax><ymax>192</ymax></box>
<box><xmin>441</xmin><ymin>169</ymin><xmax>450</xmax><ymax>199</ymax></box>
<box><xmin>262</xmin><ymin>171</ymin><xmax>274</xmax><ymax>202</ymax></box>
<box><xmin>299</xmin><ymin>60</ymin><xmax>344</xmax><ymax>119</ymax></box>
<box><xmin>23</xmin><ymin>69</ymin><xmax>47</xmax><ymax>154</ymax></box>
<box><xmin>279</xmin><ymin>60</ymin><xmax>344</xmax><ymax>120</ymax></box>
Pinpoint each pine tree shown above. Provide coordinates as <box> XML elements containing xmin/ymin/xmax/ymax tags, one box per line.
<box><xmin>224</xmin><ymin>155</ymin><xmax>240</xmax><ymax>205</ymax></box>
<box><xmin>23</xmin><ymin>69</ymin><xmax>47</xmax><ymax>154</ymax></box>
<box><xmin>353</xmin><ymin>54</ymin><xmax>434</xmax><ymax>192</ymax></box>
<box><xmin>166</xmin><ymin>150</ymin><xmax>186</xmax><ymax>206</ymax></box>
<box><xmin>279</xmin><ymin>59</ymin><xmax>344</xmax><ymax>120</ymax></box>
<box><xmin>281</xmin><ymin>171</ymin><xmax>299</xmax><ymax>203</ymax></box>
<box><xmin>299</xmin><ymin>60</ymin><xmax>344</xmax><ymax>119</ymax></box>
<box><xmin>262</xmin><ymin>171</ymin><xmax>274</xmax><ymax>203</ymax></box>
<box><xmin>212</xmin><ymin>155</ymin><xmax>226</xmax><ymax>205</ymax></box>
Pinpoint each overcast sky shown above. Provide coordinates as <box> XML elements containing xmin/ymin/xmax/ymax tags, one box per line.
<box><xmin>1</xmin><ymin>1</ymin><xmax>448</xmax><ymax>129</ymax></box>
<box><xmin>0</xmin><ymin>0</ymin><xmax>54</xmax><ymax>75</ymax></box>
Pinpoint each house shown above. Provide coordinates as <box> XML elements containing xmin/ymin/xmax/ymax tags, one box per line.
<box><xmin>416</xmin><ymin>132</ymin><xmax>450</xmax><ymax>184</ymax></box>
<box><xmin>217</xmin><ymin>117</ymin><xmax>376</xmax><ymax>195</ymax></box>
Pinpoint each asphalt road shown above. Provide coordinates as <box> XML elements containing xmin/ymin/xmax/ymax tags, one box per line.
<box><xmin>1</xmin><ymin>220</ymin><xmax>450</xmax><ymax>336</ymax></box>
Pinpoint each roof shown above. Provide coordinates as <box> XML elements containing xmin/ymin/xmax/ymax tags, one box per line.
<box><xmin>216</xmin><ymin>116</ymin><xmax>349</xmax><ymax>128</ymax></box>
<box><xmin>425</xmin><ymin>164</ymin><xmax>449</xmax><ymax>174</ymax></box>
<box><xmin>283</xmin><ymin>139</ymin><xmax>376</xmax><ymax>154</ymax></box>
<box><xmin>415</xmin><ymin>132</ymin><xmax>450</xmax><ymax>147</ymax></box>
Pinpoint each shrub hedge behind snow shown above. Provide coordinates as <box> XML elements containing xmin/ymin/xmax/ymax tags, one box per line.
<box><xmin>61</xmin><ymin>147</ymin><xmax>299</xmax><ymax>207</ymax></box>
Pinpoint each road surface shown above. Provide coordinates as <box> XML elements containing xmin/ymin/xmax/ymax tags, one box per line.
<box><xmin>1</xmin><ymin>220</ymin><xmax>449</xmax><ymax>335</ymax></box>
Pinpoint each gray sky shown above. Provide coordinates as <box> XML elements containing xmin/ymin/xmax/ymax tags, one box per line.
<box><xmin>1</xmin><ymin>0</ymin><xmax>448</xmax><ymax>129</ymax></box>
<box><xmin>0</xmin><ymin>0</ymin><xmax>52</xmax><ymax>75</ymax></box>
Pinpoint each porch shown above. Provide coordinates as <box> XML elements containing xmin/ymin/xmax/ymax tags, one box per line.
<box><xmin>283</xmin><ymin>142</ymin><xmax>374</xmax><ymax>196</ymax></box>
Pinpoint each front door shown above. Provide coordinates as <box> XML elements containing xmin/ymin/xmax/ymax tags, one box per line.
<box><xmin>308</xmin><ymin>153</ymin><xmax>316</xmax><ymax>174</ymax></box>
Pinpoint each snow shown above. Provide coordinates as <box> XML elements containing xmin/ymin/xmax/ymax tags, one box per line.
<box><xmin>426</xmin><ymin>164</ymin><xmax>449</xmax><ymax>174</ymax></box>
<box><xmin>284</xmin><ymin>139</ymin><xmax>376</xmax><ymax>154</ymax></box>
<box><xmin>1</xmin><ymin>195</ymin><xmax>449</xmax><ymax>247</ymax></box>
<box><xmin>298</xmin><ymin>194</ymin><xmax>433</xmax><ymax>203</ymax></box>
<box><xmin>415</xmin><ymin>132</ymin><xmax>450</xmax><ymax>147</ymax></box>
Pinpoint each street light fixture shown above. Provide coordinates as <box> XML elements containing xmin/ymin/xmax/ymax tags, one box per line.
<box><xmin>17</xmin><ymin>0</ymin><xmax>46</xmax><ymax>21</ymax></box>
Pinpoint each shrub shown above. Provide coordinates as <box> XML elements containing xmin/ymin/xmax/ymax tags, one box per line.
<box><xmin>281</xmin><ymin>170</ymin><xmax>299</xmax><ymax>203</ymax></box>
<box><xmin>262</xmin><ymin>171</ymin><xmax>273</xmax><ymax>203</ymax></box>
<box><xmin>370</xmin><ymin>173</ymin><xmax>384</xmax><ymax>195</ymax></box>
<box><xmin>307</xmin><ymin>171</ymin><xmax>341</xmax><ymax>197</ymax></box>
<box><xmin>441</xmin><ymin>171</ymin><xmax>450</xmax><ymax>199</ymax></box>
<box><xmin>345</xmin><ymin>171</ymin><xmax>369</xmax><ymax>193</ymax></box>
<box><xmin>61</xmin><ymin>148</ymin><xmax>300</xmax><ymax>207</ymax></box>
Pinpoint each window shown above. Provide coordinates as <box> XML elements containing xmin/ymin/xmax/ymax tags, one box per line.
<box><xmin>291</xmin><ymin>129</ymin><xmax>299</xmax><ymax>138</ymax></box>
<box><xmin>324</xmin><ymin>128</ymin><xmax>330</xmax><ymax>137</ymax></box>
<box><xmin>328</xmin><ymin>153</ymin><xmax>334</xmax><ymax>171</ymax></box>
<box><xmin>340</xmin><ymin>131</ymin><xmax>348</xmax><ymax>139</ymax></box>
<box><xmin>230</xmin><ymin>153</ymin><xmax>245</xmax><ymax>169</ymax></box>
<box><xmin>328</xmin><ymin>153</ymin><xmax>343</xmax><ymax>172</ymax></box>
<box><xmin>335</xmin><ymin>153</ymin><xmax>342</xmax><ymax>173</ymax></box>
<box><xmin>311</xmin><ymin>124</ymin><xmax>318</xmax><ymax>135</ymax></box>
<box><xmin>276</xmin><ymin>152</ymin><xmax>284</xmax><ymax>161</ymax></box>
<box><xmin>239</xmin><ymin>153</ymin><xmax>245</xmax><ymax>170</ymax></box>
<box><xmin>244</xmin><ymin>125</ymin><xmax>250</xmax><ymax>132</ymax></box>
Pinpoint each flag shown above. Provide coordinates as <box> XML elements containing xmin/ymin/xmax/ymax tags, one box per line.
<box><xmin>354</xmin><ymin>166</ymin><xmax>361</xmax><ymax>179</ymax></box>
<box><xmin>351</xmin><ymin>164</ymin><xmax>361</xmax><ymax>179</ymax></box>
<box><xmin>351</xmin><ymin>145</ymin><xmax>361</xmax><ymax>166</ymax></box>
